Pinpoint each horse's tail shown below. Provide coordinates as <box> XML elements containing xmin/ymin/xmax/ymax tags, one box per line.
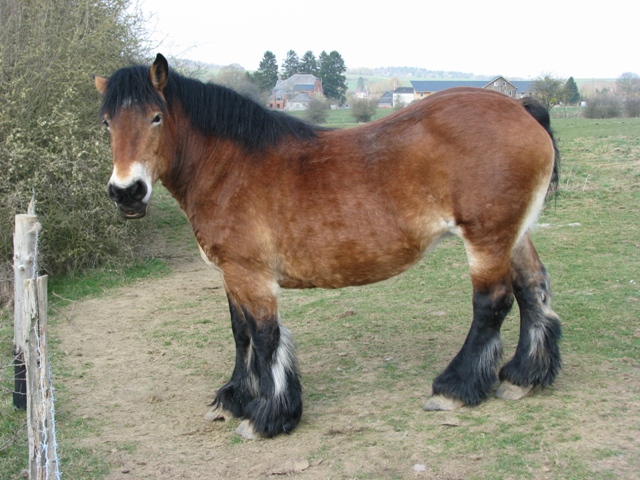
<box><xmin>520</xmin><ymin>97</ymin><xmax>560</xmax><ymax>194</ymax></box>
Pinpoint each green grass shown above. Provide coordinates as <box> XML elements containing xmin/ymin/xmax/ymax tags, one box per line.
<box><xmin>2</xmin><ymin>116</ymin><xmax>639</xmax><ymax>479</ymax></box>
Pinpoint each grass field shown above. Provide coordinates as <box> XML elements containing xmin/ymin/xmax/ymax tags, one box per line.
<box><xmin>1</xmin><ymin>114</ymin><xmax>638</xmax><ymax>478</ymax></box>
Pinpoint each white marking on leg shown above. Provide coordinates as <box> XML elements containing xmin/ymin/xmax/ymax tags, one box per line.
<box><xmin>245</xmin><ymin>338</ymin><xmax>259</xmax><ymax>395</ymax></box>
<box><xmin>475</xmin><ymin>335</ymin><xmax>502</xmax><ymax>372</ymax></box>
<box><xmin>528</xmin><ymin>322</ymin><xmax>547</xmax><ymax>359</ymax></box>
<box><xmin>272</xmin><ymin>325</ymin><xmax>296</xmax><ymax>397</ymax></box>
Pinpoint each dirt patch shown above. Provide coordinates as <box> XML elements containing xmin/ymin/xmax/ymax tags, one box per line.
<box><xmin>53</xmin><ymin>256</ymin><xmax>640</xmax><ymax>479</ymax></box>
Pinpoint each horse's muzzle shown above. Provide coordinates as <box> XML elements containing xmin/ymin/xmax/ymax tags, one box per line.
<box><xmin>108</xmin><ymin>180</ymin><xmax>148</xmax><ymax>220</ymax></box>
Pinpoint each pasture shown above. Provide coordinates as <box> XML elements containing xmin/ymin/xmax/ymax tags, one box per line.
<box><xmin>1</xmin><ymin>116</ymin><xmax>639</xmax><ymax>479</ymax></box>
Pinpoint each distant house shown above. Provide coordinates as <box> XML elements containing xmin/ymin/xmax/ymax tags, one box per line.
<box><xmin>267</xmin><ymin>74</ymin><xmax>323</xmax><ymax>110</ymax></box>
<box><xmin>410</xmin><ymin>76</ymin><xmax>533</xmax><ymax>100</ymax></box>
<box><xmin>392</xmin><ymin>87</ymin><xmax>415</xmax><ymax>107</ymax></box>
<box><xmin>377</xmin><ymin>91</ymin><xmax>393</xmax><ymax>108</ymax></box>
<box><xmin>286</xmin><ymin>92</ymin><xmax>314</xmax><ymax>111</ymax></box>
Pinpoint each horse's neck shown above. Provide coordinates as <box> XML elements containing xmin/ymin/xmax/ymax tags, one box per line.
<box><xmin>161</xmin><ymin>126</ymin><xmax>246</xmax><ymax>219</ymax></box>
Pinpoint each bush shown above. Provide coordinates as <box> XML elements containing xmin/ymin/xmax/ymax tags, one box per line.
<box><xmin>624</xmin><ymin>97</ymin><xmax>640</xmax><ymax>118</ymax></box>
<box><xmin>305</xmin><ymin>95</ymin><xmax>330</xmax><ymax>124</ymax></box>
<box><xmin>583</xmin><ymin>92</ymin><xmax>622</xmax><ymax>119</ymax></box>
<box><xmin>350</xmin><ymin>98</ymin><xmax>378</xmax><ymax>123</ymax></box>
<box><xmin>0</xmin><ymin>0</ymin><xmax>149</xmax><ymax>288</ymax></box>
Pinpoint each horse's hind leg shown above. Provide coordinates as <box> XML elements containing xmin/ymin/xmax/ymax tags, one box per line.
<box><xmin>424</xmin><ymin>243</ymin><xmax>515</xmax><ymax>411</ymax></box>
<box><xmin>497</xmin><ymin>234</ymin><xmax>562</xmax><ymax>399</ymax></box>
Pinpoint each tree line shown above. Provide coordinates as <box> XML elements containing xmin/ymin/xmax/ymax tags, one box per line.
<box><xmin>532</xmin><ymin>72</ymin><xmax>640</xmax><ymax>118</ymax></box>
<box><xmin>247</xmin><ymin>50</ymin><xmax>348</xmax><ymax>104</ymax></box>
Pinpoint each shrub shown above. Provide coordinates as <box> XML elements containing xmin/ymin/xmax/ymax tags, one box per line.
<box><xmin>624</xmin><ymin>97</ymin><xmax>640</xmax><ymax>118</ymax></box>
<box><xmin>305</xmin><ymin>95</ymin><xmax>330</xmax><ymax>124</ymax></box>
<box><xmin>583</xmin><ymin>92</ymin><xmax>622</xmax><ymax>119</ymax></box>
<box><xmin>350</xmin><ymin>98</ymin><xmax>378</xmax><ymax>123</ymax></box>
<box><xmin>0</xmin><ymin>0</ymin><xmax>149</xmax><ymax>292</ymax></box>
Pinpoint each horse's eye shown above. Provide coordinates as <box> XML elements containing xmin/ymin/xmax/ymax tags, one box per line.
<box><xmin>102</xmin><ymin>118</ymin><xmax>110</xmax><ymax>130</ymax></box>
<box><xmin>152</xmin><ymin>114</ymin><xmax>163</xmax><ymax>125</ymax></box>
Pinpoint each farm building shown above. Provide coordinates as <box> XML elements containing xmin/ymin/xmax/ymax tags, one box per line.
<box><xmin>267</xmin><ymin>74</ymin><xmax>323</xmax><ymax>110</ymax></box>
<box><xmin>410</xmin><ymin>76</ymin><xmax>533</xmax><ymax>100</ymax></box>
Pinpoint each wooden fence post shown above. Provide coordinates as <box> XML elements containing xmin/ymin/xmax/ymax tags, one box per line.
<box><xmin>23</xmin><ymin>275</ymin><xmax>59</xmax><ymax>479</ymax></box>
<box><xmin>13</xmin><ymin>213</ymin><xmax>39</xmax><ymax>410</ymax></box>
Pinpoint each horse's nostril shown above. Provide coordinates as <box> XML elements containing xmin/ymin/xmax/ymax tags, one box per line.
<box><xmin>130</xmin><ymin>180</ymin><xmax>147</xmax><ymax>201</ymax></box>
<box><xmin>107</xmin><ymin>183</ymin><xmax>125</xmax><ymax>202</ymax></box>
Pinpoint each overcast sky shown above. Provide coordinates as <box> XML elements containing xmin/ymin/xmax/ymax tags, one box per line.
<box><xmin>138</xmin><ymin>0</ymin><xmax>637</xmax><ymax>79</ymax></box>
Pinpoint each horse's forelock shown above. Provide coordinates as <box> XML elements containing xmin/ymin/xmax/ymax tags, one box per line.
<box><xmin>100</xmin><ymin>65</ymin><xmax>166</xmax><ymax>118</ymax></box>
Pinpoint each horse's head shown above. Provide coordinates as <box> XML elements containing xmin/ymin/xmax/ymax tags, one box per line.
<box><xmin>95</xmin><ymin>54</ymin><xmax>172</xmax><ymax>219</ymax></box>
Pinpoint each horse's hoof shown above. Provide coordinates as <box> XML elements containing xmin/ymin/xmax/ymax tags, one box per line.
<box><xmin>235</xmin><ymin>419</ymin><xmax>258</xmax><ymax>440</ymax></box>
<box><xmin>423</xmin><ymin>395</ymin><xmax>464</xmax><ymax>411</ymax></box>
<box><xmin>496</xmin><ymin>381</ymin><xmax>533</xmax><ymax>400</ymax></box>
<box><xmin>204</xmin><ymin>405</ymin><xmax>235</xmax><ymax>422</ymax></box>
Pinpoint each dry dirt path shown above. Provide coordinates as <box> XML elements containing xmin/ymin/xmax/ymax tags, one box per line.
<box><xmin>54</xmin><ymin>257</ymin><xmax>462</xmax><ymax>480</ymax></box>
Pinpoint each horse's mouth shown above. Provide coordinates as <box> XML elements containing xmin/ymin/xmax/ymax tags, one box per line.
<box><xmin>117</xmin><ymin>204</ymin><xmax>147</xmax><ymax>220</ymax></box>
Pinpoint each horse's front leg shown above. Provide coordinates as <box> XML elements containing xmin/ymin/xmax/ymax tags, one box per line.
<box><xmin>209</xmin><ymin>271</ymin><xmax>302</xmax><ymax>439</ymax></box>
<box><xmin>205</xmin><ymin>295</ymin><xmax>256</xmax><ymax>422</ymax></box>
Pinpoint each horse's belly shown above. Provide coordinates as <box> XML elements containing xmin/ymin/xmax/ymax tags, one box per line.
<box><xmin>276</xmin><ymin>234</ymin><xmax>437</xmax><ymax>290</ymax></box>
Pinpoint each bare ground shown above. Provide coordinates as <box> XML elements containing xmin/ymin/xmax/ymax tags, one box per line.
<box><xmin>53</xmin><ymin>255</ymin><xmax>640</xmax><ymax>479</ymax></box>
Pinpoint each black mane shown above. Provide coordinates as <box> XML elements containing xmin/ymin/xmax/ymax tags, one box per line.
<box><xmin>100</xmin><ymin>64</ymin><xmax>321</xmax><ymax>152</ymax></box>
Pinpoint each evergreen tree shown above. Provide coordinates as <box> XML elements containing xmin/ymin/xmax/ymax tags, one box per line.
<box><xmin>563</xmin><ymin>77</ymin><xmax>581</xmax><ymax>105</ymax></box>
<box><xmin>249</xmin><ymin>51</ymin><xmax>279</xmax><ymax>92</ymax></box>
<box><xmin>299</xmin><ymin>51</ymin><xmax>319</xmax><ymax>76</ymax></box>
<box><xmin>319</xmin><ymin>50</ymin><xmax>347</xmax><ymax>104</ymax></box>
<box><xmin>281</xmin><ymin>50</ymin><xmax>300</xmax><ymax>79</ymax></box>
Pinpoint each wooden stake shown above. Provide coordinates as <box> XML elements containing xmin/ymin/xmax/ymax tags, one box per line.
<box><xmin>13</xmin><ymin>214</ymin><xmax>38</xmax><ymax>410</ymax></box>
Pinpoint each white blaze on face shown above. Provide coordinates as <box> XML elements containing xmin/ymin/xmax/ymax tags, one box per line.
<box><xmin>109</xmin><ymin>161</ymin><xmax>153</xmax><ymax>204</ymax></box>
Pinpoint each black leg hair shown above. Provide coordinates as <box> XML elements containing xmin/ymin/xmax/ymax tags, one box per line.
<box><xmin>208</xmin><ymin>298</ymin><xmax>256</xmax><ymax>419</ymax></box>
<box><xmin>427</xmin><ymin>285</ymin><xmax>514</xmax><ymax>408</ymax></box>
<box><xmin>499</xmin><ymin>266</ymin><xmax>562</xmax><ymax>390</ymax></box>
<box><xmin>238</xmin><ymin>306</ymin><xmax>302</xmax><ymax>438</ymax></box>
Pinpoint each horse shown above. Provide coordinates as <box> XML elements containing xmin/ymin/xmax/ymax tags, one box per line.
<box><xmin>94</xmin><ymin>54</ymin><xmax>562</xmax><ymax>439</ymax></box>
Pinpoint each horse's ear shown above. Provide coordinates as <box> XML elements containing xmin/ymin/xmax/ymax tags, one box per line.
<box><xmin>150</xmin><ymin>53</ymin><xmax>169</xmax><ymax>91</ymax></box>
<box><xmin>94</xmin><ymin>75</ymin><xmax>108</xmax><ymax>95</ymax></box>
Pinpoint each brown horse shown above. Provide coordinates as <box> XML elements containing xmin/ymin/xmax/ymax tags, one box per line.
<box><xmin>94</xmin><ymin>54</ymin><xmax>562</xmax><ymax>439</ymax></box>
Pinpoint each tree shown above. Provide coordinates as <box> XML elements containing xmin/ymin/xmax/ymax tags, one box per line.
<box><xmin>350</xmin><ymin>98</ymin><xmax>378</xmax><ymax>123</ymax></box>
<box><xmin>616</xmin><ymin>72</ymin><xmax>640</xmax><ymax>98</ymax></box>
<box><xmin>532</xmin><ymin>74</ymin><xmax>565</xmax><ymax>109</ymax></box>
<box><xmin>0</xmin><ymin>0</ymin><xmax>149</xmax><ymax>277</ymax></box>
<box><xmin>562</xmin><ymin>77</ymin><xmax>581</xmax><ymax>105</ymax></box>
<box><xmin>616</xmin><ymin>72</ymin><xmax>640</xmax><ymax>117</ymax></box>
<box><xmin>281</xmin><ymin>50</ymin><xmax>300</xmax><ymax>79</ymax></box>
<box><xmin>215</xmin><ymin>64</ymin><xmax>262</xmax><ymax>102</ymax></box>
<box><xmin>319</xmin><ymin>50</ymin><xmax>348</xmax><ymax>105</ymax></box>
<box><xmin>248</xmin><ymin>51</ymin><xmax>279</xmax><ymax>92</ymax></box>
<box><xmin>299</xmin><ymin>51</ymin><xmax>319</xmax><ymax>76</ymax></box>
